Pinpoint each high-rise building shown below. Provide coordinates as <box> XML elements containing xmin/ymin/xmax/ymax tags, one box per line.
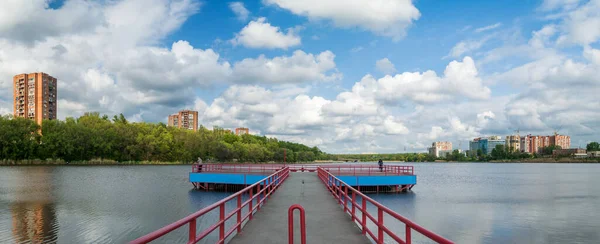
<box><xmin>428</xmin><ymin>141</ymin><xmax>453</xmax><ymax>158</ymax></box>
<box><xmin>167</xmin><ymin>110</ymin><xmax>198</xmax><ymax>131</ymax></box>
<box><xmin>469</xmin><ymin>136</ymin><xmax>506</xmax><ymax>155</ymax></box>
<box><xmin>235</xmin><ymin>127</ymin><xmax>249</xmax><ymax>135</ymax></box>
<box><xmin>13</xmin><ymin>73</ymin><xmax>57</xmax><ymax>125</ymax></box>
<box><xmin>520</xmin><ymin>134</ymin><xmax>570</xmax><ymax>153</ymax></box>
<box><xmin>505</xmin><ymin>135</ymin><xmax>521</xmax><ymax>152</ymax></box>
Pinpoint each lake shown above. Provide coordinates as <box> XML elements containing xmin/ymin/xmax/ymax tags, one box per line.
<box><xmin>1</xmin><ymin>163</ymin><xmax>599</xmax><ymax>243</ymax></box>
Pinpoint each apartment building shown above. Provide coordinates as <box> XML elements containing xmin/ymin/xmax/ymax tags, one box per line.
<box><xmin>520</xmin><ymin>134</ymin><xmax>570</xmax><ymax>153</ymax></box>
<box><xmin>13</xmin><ymin>73</ymin><xmax>57</xmax><ymax>125</ymax></box>
<box><xmin>167</xmin><ymin>110</ymin><xmax>198</xmax><ymax>131</ymax></box>
<box><xmin>235</xmin><ymin>127</ymin><xmax>249</xmax><ymax>136</ymax></box>
<box><xmin>428</xmin><ymin>141</ymin><xmax>453</xmax><ymax>158</ymax></box>
<box><xmin>505</xmin><ymin>135</ymin><xmax>521</xmax><ymax>152</ymax></box>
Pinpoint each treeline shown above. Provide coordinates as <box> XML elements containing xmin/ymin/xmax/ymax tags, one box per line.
<box><xmin>0</xmin><ymin>113</ymin><xmax>327</xmax><ymax>163</ymax></box>
<box><xmin>323</xmin><ymin>153</ymin><xmax>437</xmax><ymax>162</ymax></box>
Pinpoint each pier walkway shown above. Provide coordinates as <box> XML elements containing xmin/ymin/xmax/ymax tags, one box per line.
<box><xmin>229</xmin><ymin>173</ymin><xmax>369</xmax><ymax>244</ymax></box>
<box><xmin>130</xmin><ymin>165</ymin><xmax>454</xmax><ymax>244</ymax></box>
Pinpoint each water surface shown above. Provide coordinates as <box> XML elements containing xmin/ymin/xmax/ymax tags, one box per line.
<box><xmin>1</xmin><ymin>163</ymin><xmax>599</xmax><ymax>243</ymax></box>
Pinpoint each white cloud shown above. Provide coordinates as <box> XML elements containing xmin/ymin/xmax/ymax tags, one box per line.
<box><xmin>528</xmin><ymin>25</ymin><xmax>557</xmax><ymax>48</ymax></box>
<box><xmin>475</xmin><ymin>22</ymin><xmax>502</xmax><ymax>33</ymax></box>
<box><xmin>555</xmin><ymin>0</ymin><xmax>600</xmax><ymax>45</ymax></box>
<box><xmin>584</xmin><ymin>47</ymin><xmax>600</xmax><ymax>65</ymax></box>
<box><xmin>350</xmin><ymin>46</ymin><xmax>364</xmax><ymax>53</ymax></box>
<box><xmin>229</xmin><ymin>2</ymin><xmax>250</xmax><ymax>21</ymax></box>
<box><xmin>446</xmin><ymin>32</ymin><xmax>498</xmax><ymax>59</ymax></box>
<box><xmin>375</xmin><ymin>58</ymin><xmax>397</xmax><ymax>74</ymax></box>
<box><xmin>231</xmin><ymin>50</ymin><xmax>341</xmax><ymax>84</ymax></box>
<box><xmin>373</xmin><ymin>56</ymin><xmax>490</xmax><ymax>104</ymax></box>
<box><xmin>231</xmin><ymin>17</ymin><xmax>301</xmax><ymax>49</ymax></box>
<box><xmin>539</xmin><ymin>0</ymin><xmax>582</xmax><ymax>11</ymax></box>
<box><xmin>264</xmin><ymin>0</ymin><xmax>421</xmax><ymax>41</ymax></box>
<box><xmin>0</xmin><ymin>0</ymin><xmax>104</xmax><ymax>44</ymax></box>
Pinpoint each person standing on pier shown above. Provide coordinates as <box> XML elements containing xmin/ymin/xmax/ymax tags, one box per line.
<box><xmin>378</xmin><ymin>159</ymin><xmax>383</xmax><ymax>172</ymax></box>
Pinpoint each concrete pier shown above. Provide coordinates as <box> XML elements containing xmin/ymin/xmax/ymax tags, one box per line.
<box><xmin>229</xmin><ymin>173</ymin><xmax>369</xmax><ymax>244</ymax></box>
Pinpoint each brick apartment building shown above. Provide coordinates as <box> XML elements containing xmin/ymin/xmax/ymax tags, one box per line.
<box><xmin>235</xmin><ymin>127</ymin><xmax>249</xmax><ymax>135</ymax></box>
<box><xmin>520</xmin><ymin>134</ymin><xmax>571</xmax><ymax>153</ymax></box>
<box><xmin>167</xmin><ymin>110</ymin><xmax>198</xmax><ymax>131</ymax></box>
<box><xmin>13</xmin><ymin>73</ymin><xmax>57</xmax><ymax>125</ymax></box>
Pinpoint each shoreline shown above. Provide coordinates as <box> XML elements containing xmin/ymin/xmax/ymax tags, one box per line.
<box><xmin>1</xmin><ymin>159</ymin><xmax>599</xmax><ymax>166</ymax></box>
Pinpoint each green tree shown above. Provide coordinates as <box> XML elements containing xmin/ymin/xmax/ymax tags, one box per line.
<box><xmin>587</xmin><ymin>142</ymin><xmax>600</xmax><ymax>151</ymax></box>
<box><xmin>491</xmin><ymin>144</ymin><xmax>507</xmax><ymax>160</ymax></box>
<box><xmin>541</xmin><ymin>145</ymin><xmax>561</xmax><ymax>155</ymax></box>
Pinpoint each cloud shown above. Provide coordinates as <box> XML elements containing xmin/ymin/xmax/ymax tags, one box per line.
<box><xmin>231</xmin><ymin>17</ymin><xmax>301</xmax><ymax>49</ymax></box>
<box><xmin>539</xmin><ymin>0</ymin><xmax>582</xmax><ymax>11</ymax></box>
<box><xmin>229</xmin><ymin>2</ymin><xmax>250</xmax><ymax>21</ymax></box>
<box><xmin>264</xmin><ymin>0</ymin><xmax>421</xmax><ymax>41</ymax></box>
<box><xmin>475</xmin><ymin>23</ymin><xmax>502</xmax><ymax>33</ymax></box>
<box><xmin>230</xmin><ymin>50</ymin><xmax>341</xmax><ymax>84</ymax></box>
<box><xmin>366</xmin><ymin>57</ymin><xmax>491</xmax><ymax>105</ymax></box>
<box><xmin>0</xmin><ymin>0</ymin><xmax>104</xmax><ymax>44</ymax></box>
<box><xmin>375</xmin><ymin>58</ymin><xmax>397</xmax><ymax>74</ymax></box>
<box><xmin>350</xmin><ymin>46</ymin><xmax>364</xmax><ymax>53</ymax></box>
<box><xmin>555</xmin><ymin>0</ymin><xmax>600</xmax><ymax>45</ymax></box>
<box><xmin>447</xmin><ymin>39</ymin><xmax>487</xmax><ymax>58</ymax></box>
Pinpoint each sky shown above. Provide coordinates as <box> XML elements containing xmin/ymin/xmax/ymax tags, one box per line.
<box><xmin>0</xmin><ymin>0</ymin><xmax>599</xmax><ymax>153</ymax></box>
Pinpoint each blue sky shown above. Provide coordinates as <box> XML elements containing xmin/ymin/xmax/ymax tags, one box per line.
<box><xmin>1</xmin><ymin>0</ymin><xmax>599</xmax><ymax>153</ymax></box>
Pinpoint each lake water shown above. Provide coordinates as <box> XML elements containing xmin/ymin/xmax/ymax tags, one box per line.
<box><xmin>1</xmin><ymin>163</ymin><xmax>599</xmax><ymax>244</ymax></box>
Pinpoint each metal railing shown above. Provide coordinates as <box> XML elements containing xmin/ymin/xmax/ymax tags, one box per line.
<box><xmin>317</xmin><ymin>167</ymin><xmax>453</xmax><ymax>244</ymax></box>
<box><xmin>192</xmin><ymin>164</ymin><xmax>413</xmax><ymax>176</ymax></box>
<box><xmin>130</xmin><ymin>167</ymin><xmax>290</xmax><ymax>244</ymax></box>
<box><xmin>288</xmin><ymin>204</ymin><xmax>306</xmax><ymax>244</ymax></box>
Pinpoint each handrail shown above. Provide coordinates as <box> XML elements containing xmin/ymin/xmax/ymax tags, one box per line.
<box><xmin>192</xmin><ymin>164</ymin><xmax>413</xmax><ymax>176</ymax></box>
<box><xmin>130</xmin><ymin>167</ymin><xmax>290</xmax><ymax>244</ymax></box>
<box><xmin>288</xmin><ymin>204</ymin><xmax>306</xmax><ymax>244</ymax></box>
<box><xmin>317</xmin><ymin>167</ymin><xmax>453</xmax><ymax>244</ymax></box>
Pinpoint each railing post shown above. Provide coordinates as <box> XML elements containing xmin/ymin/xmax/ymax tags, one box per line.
<box><xmin>249</xmin><ymin>187</ymin><xmax>254</xmax><ymax>220</ymax></box>
<box><xmin>344</xmin><ymin>186</ymin><xmax>348</xmax><ymax>213</ymax></box>
<box><xmin>377</xmin><ymin>208</ymin><xmax>383</xmax><ymax>244</ymax></box>
<box><xmin>361</xmin><ymin>197</ymin><xmax>367</xmax><ymax>235</ymax></box>
<box><xmin>337</xmin><ymin>180</ymin><xmax>342</xmax><ymax>204</ymax></box>
<box><xmin>406</xmin><ymin>225</ymin><xmax>412</xmax><ymax>244</ymax></box>
<box><xmin>288</xmin><ymin>204</ymin><xmax>306</xmax><ymax>244</ymax></box>
<box><xmin>219</xmin><ymin>204</ymin><xmax>225</xmax><ymax>243</ymax></box>
<box><xmin>189</xmin><ymin>218</ymin><xmax>196</xmax><ymax>243</ymax></box>
<box><xmin>237</xmin><ymin>194</ymin><xmax>242</xmax><ymax>233</ymax></box>
<box><xmin>351</xmin><ymin>191</ymin><xmax>356</xmax><ymax>222</ymax></box>
<box><xmin>257</xmin><ymin>184</ymin><xmax>261</xmax><ymax>211</ymax></box>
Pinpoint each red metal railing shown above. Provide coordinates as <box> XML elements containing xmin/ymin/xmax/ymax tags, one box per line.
<box><xmin>288</xmin><ymin>204</ymin><xmax>306</xmax><ymax>244</ymax></box>
<box><xmin>319</xmin><ymin>165</ymin><xmax>413</xmax><ymax>176</ymax></box>
<box><xmin>192</xmin><ymin>164</ymin><xmax>287</xmax><ymax>174</ymax></box>
<box><xmin>130</xmin><ymin>167</ymin><xmax>290</xmax><ymax>244</ymax></box>
<box><xmin>317</xmin><ymin>167</ymin><xmax>453</xmax><ymax>244</ymax></box>
<box><xmin>192</xmin><ymin>164</ymin><xmax>413</xmax><ymax>176</ymax></box>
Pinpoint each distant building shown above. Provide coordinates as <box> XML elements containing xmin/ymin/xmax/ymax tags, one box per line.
<box><xmin>13</xmin><ymin>73</ymin><xmax>57</xmax><ymax>125</ymax></box>
<box><xmin>505</xmin><ymin>135</ymin><xmax>520</xmax><ymax>152</ymax></box>
<box><xmin>588</xmin><ymin>151</ymin><xmax>600</xmax><ymax>158</ymax></box>
<box><xmin>469</xmin><ymin>136</ymin><xmax>506</xmax><ymax>155</ymax></box>
<box><xmin>235</xmin><ymin>127</ymin><xmax>249</xmax><ymax>136</ymax></box>
<box><xmin>212</xmin><ymin>126</ymin><xmax>233</xmax><ymax>136</ymax></box>
<box><xmin>553</xmin><ymin>148</ymin><xmax>586</xmax><ymax>157</ymax></box>
<box><xmin>428</xmin><ymin>141</ymin><xmax>452</xmax><ymax>158</ymax></box>
<box><xmin>520</xmin><ymin>134</ymin><xmax>570</xmax><ymax>154</ymax></box>
<box><xmin>168</xmin><ymin>110</ymin><xmax>198</xmax><ymax>131</ymax></box>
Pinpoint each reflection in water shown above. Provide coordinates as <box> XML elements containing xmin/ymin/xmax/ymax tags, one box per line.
<box><xmin>11</xmin><ymin>203</ymin><xmax>58</xmax><ymax>244</ymax></box>
<box><xmin>4</xmin><ymin>167</ymin><xmax>58</xmax><ymax>244</ymax></box>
